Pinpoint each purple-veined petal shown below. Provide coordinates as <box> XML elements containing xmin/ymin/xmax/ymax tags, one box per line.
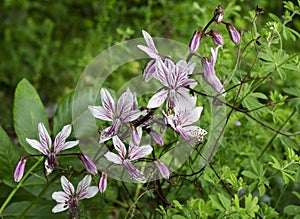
<box><xmin>156</xmin><ymin>59</ymin><xmax>173</xmax><ymax>87</ymax></box>
<box><xmin>56</xmin><ymin>140</ymin><xmax>79</xmax><ymax>154</ymax></box>
<box><xmin>147</xmin><ymin>89</ymin><xmax>168</xmax><ymax>108</ymax></box>
<box><xmin>99</xmin><ymin>126</ymin><xmax>113</xmax><ymax>143</ymax></box>
<box><xmin>130</xmin><ymin>126</ymin><xmax>142</xmax><ymax>146</ymax></box>
<box><xmin>53</xmin><ymin>124</ymin><xmax>71</xmax><ymax>150</ymax></box>
<box><xmin>52</xmin><ymin>203</ymin><xmax>69</xmax><ymax>213</ymax></box>
<box><xmin>121</xmin><ymin>110</ymin><xmax>141</xmax><ymax>123</ymax></box>
<box><xmin>137</xmin><ymin>45</ymin><xmax>160</xmax><ymax>59</ymax></box>
<box><xmin>175</xmin><ymin>126</ymin><xmax>191</xmax><ymax>141</ymax></box>
<box><xmin>80</xmin><ymin>154</ymin><xmax>98</xmax><ymax>175</ymax></box>
<box><xmin>179</xmin><ymin>106</ymin><xmax>203</xmax><ymax>126</ymax></box>
<box><xmin>38</xmin><ymin>122</ymin><xmax>52</xmax><ymax>152</ymax></box>
<box><xmin>82</xmin><ymin>186</ymin><xmax>98</xmax><ymax>199</ymax></box>
<box><xmin>61</xmin><ymin>176</ymin><xmax>74</xmax><ymax>196</ymax></box>
<box><xmin>173</xmin><ymin>88</ymin><xmax>195</xmax><ymax>109</ymax></box>
<box><xmin>104</xmin><ymin>152</ymin><xmax>123</xmax><ymax>164</ymax></box>
<box><xmin>112</xmin><ymin>136</ymin><xmax>127</xmax><ymax>159</ymax></box>
<box><xmin>123</xmin><ymin>159</ymin><xmax>146</xmax><ymax>182</ymax></box>
<box><xmin>99</xmin><ymin>172</ymin><xmax>108</xmax><ymax>193</ymax></box>
<box><xmin>117</xmin><ymin>89</ymin><xmax>133</xmax><ymax>116</ymax></box>
<box><xmin>14</xmin><ymin>157</ymin><xmax>27</xmax><ymax>182</ymax></box>
<box><xmin>150</xmin><ymin>130</ymin><xmax>164</xmax><ymax>146</ymax></box>
<box><xmin>155</xmin><ymin>160</ymin><xmax>170</xmax><ymax>179</ymax></box>
<box><xmin>143</xmin><ymin>60</ymin><xmax>157</xmax><ymax>82</ymax></box>
<box><xmin>76</xmin><ymin>175</ymin><xmax>92</xmax><ymax>195</ymax></box>
<box><xmin>142</xmin><ymin>30</ymin><xmax>159</xmax><ymax>54</ymax></box>
<box><xmin>100</xmin><ymin>88</ymin><xmax>116</xmax><ymax>116</ymax></box>
<box><xmin>88</xmin><ymin>106</ymin><xmax>114</xmax><ymax>121</ymax></box>
<box><xmin>25</xmin><ymin>138</ymin><xmax>48</xmax><ymax>155</ymax></box>
<box><xmin>128</xmin><ymin>145</ymin><xmax>153</xmax><ymax>161</ymax></box>
<box><xmin>52</xmin><ymin>191</ymin><xmax>69</xmax><ymax>203</ymax></box>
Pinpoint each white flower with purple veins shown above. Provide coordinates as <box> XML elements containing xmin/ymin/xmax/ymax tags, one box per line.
<box><xmin>88</xmin><ymin>88</ymin><xmax>141</xmax><ymax>143</ymax></box>
<box><xmin>137</xmin><ymin>30</ymin><xmax>163</xmax><ymax>82</ymax></box>
<box><xmin>52</xmin><ymin>175</ymin><xmax>98</xmax><ymax>217</ymax></box>
<box><xmin>166</xmin><ymin>104</ymin><xmax>207</xmax><ymax>143</ymax></box>
<box><xmin>104</xmin><ymin>136</ymin><xmax>153</xmax><ymax>182</ymax></box>
<box><xmin>28</xmin><ymin>123</ymin><xmax>79</xmax><ymax>175</ymax></box>
<box><xmin>147</xmin><ymin>59</ymin><xmax>197</xmax><ymax>110</ymax></box>
<box><xmin>201</xmin><ymin>46</ymin><xmax>226</xmax><ymax>97</ymax></box>
<box><xmin>14</xmin><ymin>123</ymin><xmax>97</xmax><ymax>182</ymax></box>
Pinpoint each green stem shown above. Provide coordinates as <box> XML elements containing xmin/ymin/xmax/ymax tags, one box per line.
<box><xmin>0</xmin><ymin>157</ymin><xmax>43</xmax><ymax>215</ymax></box>
<box><xmin>19</xmin><ymin>174</ymin><xmax>60</xmax><ymax>218</ymax></box>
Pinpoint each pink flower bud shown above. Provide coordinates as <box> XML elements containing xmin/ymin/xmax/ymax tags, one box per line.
<box><xmin>189</xmin><ymin>30</ymin><xmax>202</xmax><ymax>53</ymax></box>
<box><xmin>80</xmin><ymin>154</ymin><xmax>98</xmax><ymax>175</ymax></box>
<box><xmin>226</xmin><ymin>23</ymin><xmax>241</xmax><ymax>44</ymax></box>
<box><xmin>155</xmin><ymin>159</ymin><xmax>170</xmax><ymax>179</ymax></box>
<box><xmin>214</xmin><ymin>5</ymin><xmax>224</xmax><ymax>24</ymax></box>
<box><xmin>209</xmin><ymin>30</ymin><xmax>224</xmax><ymax>46</ymax></box>
<box><xmin>99</xmin><ymin>172</ymin><xmax>108</xmax><ymax>193</ymax></box>
<box><xmin>150</xmin><ymin>130</ymin><xmax>164</xmax><ymax>146</ymax></box>
<box><xmin>14</xmin><ymin>157</ymin><xmax>27</xmax><ymax>182</ymax></box>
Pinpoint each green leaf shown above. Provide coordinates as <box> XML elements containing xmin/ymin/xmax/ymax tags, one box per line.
<box><xmin>0</xmin><ymin>125</ymin><xmax>19</xmax><ymax>186</ymax></box>
<box><xmin>242</xmin><ymin>170</ymin><xmax>259</xmax><ymax>179</ymax></box>
<box><xmin>13</xmin><ymin>79</ymin><xmax>50</xmax><ymax>154</ymax></box>
<box><xmin>53</xmin><ymin>91</ymin><xmax>74</xmax><ymax>135</ymax></box>
<box><xmin>283</xmin><ymin>205</ymin><xmax>300</xmax><ymax>216</ymax></box>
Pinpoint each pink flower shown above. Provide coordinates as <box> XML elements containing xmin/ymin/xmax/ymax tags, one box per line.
<box><xmin>189</xmin><ymin>30</ymin><xmax>202</xmax><ymax>53</ymax></box>
<box><xmin>14</xmin><ymin>157</ymin><xmax>27</xmax><ymax>182</ymax></box>
<box><xmin>99</xmin><ymin>171</ymin><xmax>108</xmax><ymax>193</ymax></box>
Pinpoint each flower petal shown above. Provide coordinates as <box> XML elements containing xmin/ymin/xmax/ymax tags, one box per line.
<box><xmin>56</xmin><ymin>140</ymin><xmax>79</xmax><ymax>154</ymax></box>
<box><xmin>76</xmin><ymin>175</ymin><xmax>92</xmax><ymax>197</ymax></box>
<box><xmin>54</xmin><ymin>124</ymin><xmax>72</xmax><ymax>152</ymax></box>
<box><xmin>52</xmin><ymin>203</ymin><xmax>69</xmax><ymax>213</ymax></box>
<box><xmin>104</xmin><ymin>152</ymin><xmax>122</xmax><ymax>164</ymax></box>
<box><xmin>117</xmin><ymin>89</ymin><xmax>133</xmax><ymax>116</ymax></box>
<box><xmin>155</xmin><ymin>160</ymin><xmax>170</xmax><ymax>179</ymax></box>
<box><xmin>123</xmin><ymin>159</ymin><xmax>146</xmax><ymax>182</ymax></box>
<box><xmin>80</xmin><ymin>154</ymin><xmax>98</xmax><ymax>175</ymax></box>
<box><xmin>112</xmin><ymin>136</ymin><xmax>127</xmax><ymax>159</ymax></box>
<box><xmin>128</xmin><ymin>145</ymin><xmax>153</xmax><ymax>161</ymax></box>
<box><xmin>143</xmin><ymin>60</ymin><xmax>157</xmax><ymax>82</ymax></box>
<box><xmin>61</xmin><ymin>176</ymin><xmax>74</xmax><ymax>196</ymax></box>
<box><xmin>150</xmin><ymin>130</ymin><xmax>164</xmax><ymax>146</ymax></box>
<box><xmin>38</xmin><ymin>122</ymin><xmax>52</xmax><ymax>152</ymax></box>
<box><xmin>52</xmin><ymin>191</ymin><xmax>69</xmax><ymax>203</ymax></box>
<box><xmin>147</xmin><ymin>89</ymin><xmax>168</xmax><ymax>108</ymax></box>
<box><xmin>88</xmin><ymin>106</ymin><xmax>114</xmax><ymax>121</ymax></box>
<box><xmin>100</xmin><ymin>88</ymin><xmax>116</xmax><ymax>116</ymax></box>
<box><xmin>26</xmin><ymin>138</ymin><xmax>48</xmax><ymax>155</ymax></box>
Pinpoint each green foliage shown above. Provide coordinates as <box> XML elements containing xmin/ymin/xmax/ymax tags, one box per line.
<box><xmin>0</xmin><ymin>0</ymin><xmax>300</xmax><ymax>218</ymax></box>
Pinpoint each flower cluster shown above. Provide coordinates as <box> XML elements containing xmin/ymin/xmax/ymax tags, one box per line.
<box><xmin>12</xmin><ymin>4</ymin><xmax>241</xmax><ymax>216</ymax></box>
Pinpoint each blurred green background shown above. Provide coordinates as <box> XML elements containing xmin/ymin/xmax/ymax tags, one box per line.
<box><xmin>0</xmin><ymin>0</ymin><xmax>299</xmax><ymax>133</ymax></box>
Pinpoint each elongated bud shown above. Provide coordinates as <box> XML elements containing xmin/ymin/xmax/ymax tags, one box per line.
<box><xmin>226</xmin><ymin>23</ymin><xmax>241</xmax><ymax>44</ymax></box>
<box><xmin>155</xmin><ymin>159</ymin><xmax>170</xmax><ymax>179</ymax></box>
<box><xmin>14</xmin><ymin>157</ymin><xmax>27</xmax><ymax>182</ymax></box>
<box><xmin>214</xmin><ymin>5</ymin><xmax>224</xmax><ymax>24</ymax></box>
<box><xmin>80</xmin><ymin>154</ymin><xmax>98</xmax><ymax>175</ymax></box>
<box><xmin>99</xmin><ymin>172</ymin><xmax>108</xmax><ymax>193</ymax></box>
<box><xmin>189</xmin><ymin>30</ymin><xmax>202</xmax><ymax>53</ymax></box>
<box><xmin>150</xmin><ymin>130</ymin><xmax>164</xmax><ymax>146</ymax></box>
<box><xmin>209</xmin><ymin>30</ymin><xmax>224</xmax><ymax>46</ymax></box>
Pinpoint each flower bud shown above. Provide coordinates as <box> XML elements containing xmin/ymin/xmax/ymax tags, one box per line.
<box><xmin>14</xmin><ymin>157</ymin><xmax>27</xmax><ymax>182</ymax></box>
<box><xmin>155</xmin><ymin>159</ymin><xmax>170</xmax><ymax>179</ymax></box>
<box><xmin>80</xmin><ymin>154</ymin><xmax>98</xmax><ymax>175</ymax></box>
<box><xmin>226</xmin><ymin>23</ymin><xmax>241</xmax><ymax>44</ymax></box>
<box><xmin>189</xmin><ymin>30</ymin><xmax>202</xmax><ymax>53</ymax></box>
<box><xmin>214</xmin><ymin>5</ymin><xmax>224</xmax><ymax>24</ymax></box>
<box><xmin>209</xmin><ymin>30</ymin><xmax>224</xmax><ymax>46</ymax></box>
<box><xmin>150</xmin><ymin>130</ymin><xmax>164</xmax><ymax>146</ymax></box>
<box><xmin>99</xmin><ymin>172</ymin><xmax>108</xmax><ymax>193</ymax></box>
